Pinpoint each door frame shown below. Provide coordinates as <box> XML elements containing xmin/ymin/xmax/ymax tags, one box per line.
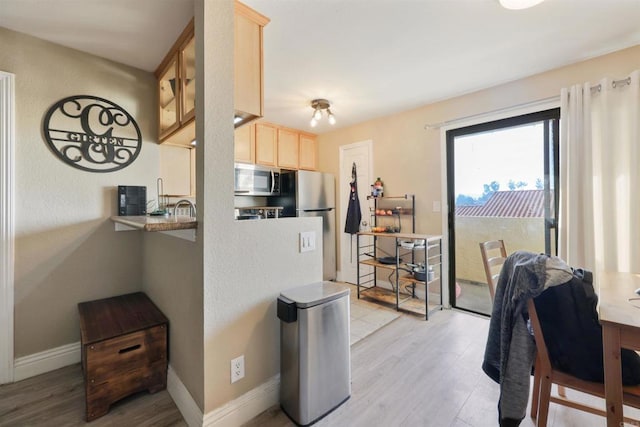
<box><xmin>439</xmin><ymin>98</ymin><xmax>560</xmax><ymax>310</ymax></box>
<box><xmin>0</xmin><ymin>71</ymin><xmax>15</xmax><ymax>384</ymax></box>
<box><xmin>338</xmin><ymin>140</ymin><xmax>373</xmax><ymax>283</ymax></box>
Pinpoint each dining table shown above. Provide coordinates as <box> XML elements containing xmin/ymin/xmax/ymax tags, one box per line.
<box><xmin>598</xmin><ymin>271</ymin><xmax>640</xmax><ymax>426</ymax></box>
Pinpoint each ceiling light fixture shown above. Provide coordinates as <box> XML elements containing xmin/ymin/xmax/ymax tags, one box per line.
<box><xmin>499</xmin><ymin>0</ymin><xmax>544</xmax><ymax>10</ymax></box>
<box><xmin>309</xmin><ymin>99</ymin><xmax>336</xmax><ymax>127</ymax></box>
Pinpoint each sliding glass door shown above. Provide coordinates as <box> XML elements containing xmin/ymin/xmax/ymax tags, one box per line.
<box><xmin>446</xmin><ymin>109</ymin><xmax>560</xmax><ymax>315</ymax></box>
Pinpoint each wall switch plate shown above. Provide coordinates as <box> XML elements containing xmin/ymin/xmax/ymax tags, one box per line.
<box><xmin>231</xmin><ymin>355</ymin><xmax>245</xmax><ymax>383</ymax></box>
<box><xmin>299</xmin><ymin>231</ymin><xmax>316</xmax><ymax>253</ymax></box>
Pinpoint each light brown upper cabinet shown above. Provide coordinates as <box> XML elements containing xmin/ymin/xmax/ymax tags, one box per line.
<box><xmin>255</xmin><ymin>123</ymin><xmax>278</xmax><ymax>166</ymax></box>
<box><xmin>277</xmin><ymin>128</ymin><xmax>299</xmax><ymax>169</ymax></box>
<box><xmin>298</xmin><ymin>133</ymin><xmax>317</xmax><ymax>170</ymax></box>
<box><xmin>234</xmin><ymin>123</ymin><xmax>255</xmax><ymax>164</ymax></box>
<box><xmin>159</xmin><ymin>145</ymin><xmax>194</xmax><ymax>197</ymax></box>
<box><xmin>238</xmin><ymin>122</ymin><xmax>317</xmax><ymax>170</ymax></box>
<box><xmin>156</xmin><ymin>19</ymin><xmax>195</xmax><ymax>146</ymax></box>
<box><xmin>180</xmin><ymin>36</ymin><xmax>196</xmax><ymax>124</ymax></box>
<box><xmin>157</xmin><ymin>54</ymin><xmax>180</xmax><ymax>140</ymax></box>
<box><xmin>156</xmin><ymin>1</ymin><xmax>268</xmax><ymax>145</ymax></box>
<box><xmin>234</xmin><ymin>2</ymin><xmax>270</xmax><ymax>128</ymax></box>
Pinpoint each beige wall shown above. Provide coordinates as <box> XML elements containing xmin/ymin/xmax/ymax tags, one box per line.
<box><xmin>5</xmin><ymin>6</ymin><xmax>639</xmax><ymax>422</ymax></box>
<box><xmin>2</xmin><ymin>3</ymin><xmax>326</xmax><ymax>418</ymax></box>
<box><xmin>195</xmin><ymin>0</ymin><xmax>324</xmax><ymax>413</ymax></box>
<box><xmin>1</xmin><ymin>25</ymin><xmax>207</xmax><ymax>411</ymax></box>
<box><xmin>318</xmin><ymin>44</ymin><xmax>640</xmax><ymax>286</ymax></box>
<box><xmin>142</xmin><ymin>232</ymin><xmax>204</xmax><ymax>408</ymax></box>
<box><xmin>0</xmin><ymin>27</ymin><xmax>158</xmax><ymax>357</ymax></box>
<box><xmin>455</xmin><ymin>217</ymin><xmax>545</xmax><ymax>283</ymax></box>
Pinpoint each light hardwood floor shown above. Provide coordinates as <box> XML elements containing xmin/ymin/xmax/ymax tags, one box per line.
<box><xmin>247</xmin><ymin>309</ymin><xmax>622</xmax><ymax>427</ymax></box>
<box><xmin>0</xmin><ymin>364</ymin><xmax>185</xmax><ymax>426</ymax></box>
<box><xmin>0</xmin><ymin>305</ymin><xmax>627</xmax><ymax>426</ymax></box>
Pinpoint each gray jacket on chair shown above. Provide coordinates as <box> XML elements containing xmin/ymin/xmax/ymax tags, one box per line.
<box><xmin>482</xmin><ymin>251</ymin><xmax>571</xmax><ymax>427</ymax></box>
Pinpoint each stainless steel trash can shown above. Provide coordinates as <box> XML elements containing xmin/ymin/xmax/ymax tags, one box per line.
<box><xmin>277</xmin><ymin>281</ymin><xmax>351</xmax><ymax>426</ymax></box>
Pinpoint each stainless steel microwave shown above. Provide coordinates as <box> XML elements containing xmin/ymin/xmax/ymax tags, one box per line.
<box><xmin>234</xmin><ymin>163</ymin><xmax>281</xmax><ymax>196</ymax></box>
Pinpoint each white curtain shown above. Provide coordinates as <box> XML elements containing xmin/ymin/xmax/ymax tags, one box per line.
<box><xmin>558</xmin><ymin>70</ymin><xmax>640</xmax><ymax>274</ymax></box>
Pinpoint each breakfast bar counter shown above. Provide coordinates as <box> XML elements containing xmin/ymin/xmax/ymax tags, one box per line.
<box><xmin>110</xmin><ymin>215</ymin><xmax>197</xmax><ymax>232</ymax></box>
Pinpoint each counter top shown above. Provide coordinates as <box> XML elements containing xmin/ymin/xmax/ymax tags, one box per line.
<box><xmin>236</xmin><ymin>206</ymin><xmax>283</xmax><ymax>210</ymax></box>
<box><xmin>111</xmin><ymin>215</ymin><xmax>197</xmax><ymax>232</ymax></box>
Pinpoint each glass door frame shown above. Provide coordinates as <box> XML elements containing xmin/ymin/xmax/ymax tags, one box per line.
<box><xmin>445</xmin><ymin>108</ymin><xmax>560</xmax><ymax>313</ymax></box>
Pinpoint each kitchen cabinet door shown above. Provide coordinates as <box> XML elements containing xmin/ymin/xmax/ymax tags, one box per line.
<box><xmin>299</xmin><ymin>133</ymin><xmax>317</xmax><ymax>170</ymax></box>
<box><xmin>156</xmin><ymin>19</ymin><xmax>194</xmax><ymax>145</ymax></box>
<box><xmin>277</xmin><ymin>128</ymin><xmax>299</xmax><ymax>169</ymax></box>
<box><xmin>234</xmin><ymin>2</ymin><xmax>269</xmax><ymax>127</ymax></box>
<box><xmin>158</xmin><ymin>54</ymin><xmax>180</xmax><ymax>141</ymax></box>
<box><xmin>159</xmin><ymin>144</ymin><xmax>193</xmax><ymax>197</ymax></box>
<box><xmin>255</xmin><ymin>123</ymin><xmax>277</xmax><ymax>166</ymax></box>
<box><xmin>180</xmin><ymin>36</ymin><xmax>196</xmax><ymax>124</ymax></box>
<box><xmin>234</xmin><ymin>123</ymin><xmax>255</xmax><ymax>164</ymax></box>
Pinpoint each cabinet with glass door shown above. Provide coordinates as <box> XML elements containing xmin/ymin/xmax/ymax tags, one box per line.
<box><xmin>156</xmin><ymin>19</ymin><xmax>195</xmax><ymax>145</ymax></box>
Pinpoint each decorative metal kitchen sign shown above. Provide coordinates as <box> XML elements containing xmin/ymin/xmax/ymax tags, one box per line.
<box><xmin>42</xmin><ymin>95</ymin><xmax>142</xmax><ymax>172</ymax></box>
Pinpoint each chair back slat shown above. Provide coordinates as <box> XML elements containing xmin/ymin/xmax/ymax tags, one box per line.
<box><xmin>479</xmin><ymin>240</ymin><xmax>507</xmax><ymax>301</ymax></box>
<box><xmin>527</xmin><ymin>299</ymin><xmax>553</xmax><ymax>373</ymax></box>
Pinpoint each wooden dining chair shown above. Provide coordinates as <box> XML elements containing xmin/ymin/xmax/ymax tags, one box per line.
<box><xmin>527</xmin><ymin>299</ymin><xmax>640</xmax><ymax>426</ymax></box>
<box><xmin>479</xmin><ymin>240</ymin><xmax>507</xmax><ymax>302</ymax></box>
<box><xmin>479</xmin><ymin>240</ymin><xmax>567</xmax><ymax>410</ymax></box>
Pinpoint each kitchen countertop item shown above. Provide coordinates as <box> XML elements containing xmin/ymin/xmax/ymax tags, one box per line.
<box><xmin>235</xmin><ymin>206</ymin><xmax>283</xmax><ymax>219</ymax></box>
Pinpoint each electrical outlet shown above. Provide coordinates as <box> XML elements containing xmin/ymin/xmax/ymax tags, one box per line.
<box><xmin>231</xmin><ymin>355</ymin><xmax>245</xmax><ymax>383</ymax></box>
<box><xmin>299</xmin><ymin>231</ymin><xmax>316</xmax><ymax>253</ymax></box>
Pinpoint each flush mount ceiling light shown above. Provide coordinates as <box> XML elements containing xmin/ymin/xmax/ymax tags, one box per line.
<box><xmin>309</xmin><ymin>99</ymin><xmax>336</xmax><ymax>127</ymax></box>
<box><xmin>499</xmin><ymin>0</ymin><xmax>544</xmax><ymax>9</ymax></box>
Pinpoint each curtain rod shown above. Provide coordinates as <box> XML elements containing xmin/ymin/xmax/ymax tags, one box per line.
<box><xmin>424</xmin><ymin>76</ymin><xmax>633</xmax><ymax>130</ymax></box>
<box><xmin>591</xmin><ymin>77</ymin><xmax>632</xmax><ymax>93</ymax></box>
<box><xmin>423</xmin><ymin>95</ymin><xmax>559</xmax><ymax>130</ymax></box>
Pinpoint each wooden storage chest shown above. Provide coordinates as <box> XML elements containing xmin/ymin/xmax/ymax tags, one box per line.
<box><xmin>78</xmin><ymin>292</ymin><xmax>168</xmax><ymax>421</ymax></box>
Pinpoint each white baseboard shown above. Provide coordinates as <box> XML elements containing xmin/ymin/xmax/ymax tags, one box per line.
<box><xmin>162</xmin><ymin>366</ymin><xmax>280</xmax><ymax>427</ymax></box>
<box><xmin>13</xmin><ymin>343</ymin><xmax>280</xmax><ymax>427</ymax></box>
<box><xmin>167</xmin><ymin>365</ymin><xmax>204</xmax><ymax>427</ymax></box>
<box><xmin>203</xmin><ymin>374</ymin><xmax>280</xmax><ymax>427</ymax></box>
<box><xmin>13</xmin><ymin>341</ymin><xmax>81</xmax><ymax>382</ymax></box>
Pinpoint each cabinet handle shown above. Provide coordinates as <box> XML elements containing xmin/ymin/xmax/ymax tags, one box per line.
<box><xmin>118</xmin><ymin>344</ymin><xmax>141</xmax><ymax>354</ymax></box>
<box><xmin>270</xmin><ymin>170</ymin><xmax>275</xmax><ymax>194</ymax></box>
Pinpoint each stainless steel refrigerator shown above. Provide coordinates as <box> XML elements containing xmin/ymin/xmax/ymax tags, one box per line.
<box><xmin>276</xmin><ymin>170</ymin><xmax>336</xmax><ymax>281</ymax></box>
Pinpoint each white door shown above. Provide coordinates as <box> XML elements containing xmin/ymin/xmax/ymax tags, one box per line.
<box><xmin>0</xmin><ymin>71</ymin><xmax>15</xmax><ymax>384</ymax></box>
<box><xmin>338</xmin><ymin>140</ymin><xmax>373</xmax><ymax>284</ymax></box>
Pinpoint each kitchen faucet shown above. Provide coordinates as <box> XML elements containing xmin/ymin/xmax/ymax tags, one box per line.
<box><xmin>173</xmin><ymin>199</ymin><xmax>196</xmax><ymax>217</ymax></box>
